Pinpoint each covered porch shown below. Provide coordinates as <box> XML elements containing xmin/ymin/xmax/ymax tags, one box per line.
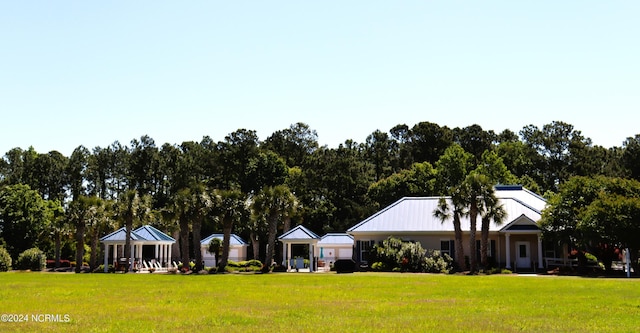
<box><xmin>500</xmin><ymin>215</ymin><xmax>544</xmax><ymax>272</ymax></box>
<box><xmin>279</xmin><ymin>225</ymin><xmax>320</xmax><ymax>272</ymax></box>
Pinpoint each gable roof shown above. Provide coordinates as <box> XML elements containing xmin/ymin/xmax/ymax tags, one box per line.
<box><xmin>134</xmin><ymin>225</ymin><xmax>175</xmax><ymax>242</ymax></box>
<box><xmin>348</xmin><ymin>186</ymin><xmax>544</xmax><ymax>234</ymax></box>
<box><xmin>200</xmin><ymin>233</ymin><xmax>248</xmax><ymax>246</ymax></box>
<box><xmin>100</xmin><ymin>225</ymin><xmax>176</xmax><ymax>243</ymax></box>
<box><xmin>100</xmin><ymin>227</ymin><xmax>146</xmax><ymax>242</ymax></box>
<box><xmin>278</xmin><ymin>225</ymin><xmax>320</xmax><ymax>241</ymax></box>
<box><xmin>318</xmin><ymin>233</ymin><xmax>354</xmax><ymax>246</ymax></box>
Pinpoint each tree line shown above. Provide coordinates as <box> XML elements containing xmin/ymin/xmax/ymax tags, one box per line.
<box><xmin>1</xmin><ymin>120</ymin><xmax>640</xmax><ymax>273</ymax></box>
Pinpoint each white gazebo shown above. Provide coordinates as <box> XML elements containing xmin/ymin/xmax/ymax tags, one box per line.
<box><xmin>100</xmin><ymin>225</ymin><xmax>175</xmax><ymax>272</ymax></box>
<box><xmin>279</xmin><ymin>225</ymin><xmax>320</xmax><ymax>272</ymax></box>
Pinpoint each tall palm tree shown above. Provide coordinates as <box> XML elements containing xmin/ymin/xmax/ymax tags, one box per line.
<box><xmin>480</xmin><ymin>193</ymin><xmax>507</xmax><ymax>268</ymax></box>
<box><xmin>68</xmin><ymin>195</ymin><xmax>100</xmax><ymax>273</ymax></box>
<box><xmin>171</xmin><ymin>184</ymin><xmax>213</xmax><ymax>272</ymax></box>
<box><xmin>433</xmin><ymin>193</ymin><xmax>467</xmax><ymax>271</ymax></box>
<box><xmin>212</xmin><ymin>189</ymin><xmax>247</xmax><ymax>272</ymax></box>
<box><xmin>252</xmin><ymin>185</ymin><xmax>298</xmax><ymax>272</ymax></box>
<box><xmin>459</xmin><ymin>172</ymin><xmax>494</xmax><ymax>273</ymax></box>
<box><xmin>85</xmin><ymin>198</ymin><xmax>114</xmax><ymax>272</ymax></box>
<box><xmin>115</xmin><ymin>190</ymin><xmax>151</xmax><ymax>272</ymax></box>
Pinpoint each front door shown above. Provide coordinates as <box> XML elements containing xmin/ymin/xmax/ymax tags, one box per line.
<box><xmin>515</xmin><ymin>241</ymin><xmax>531</xmax><ymax>269</ymax></box>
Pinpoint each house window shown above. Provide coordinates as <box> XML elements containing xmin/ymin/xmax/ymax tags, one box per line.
<box><xmin>441</xmin><ymin>240</ymin><xmax>455</xmax><ymax>260</ymax></box>
<box><xmin>519</xmin><ymin>244</ymin><xmax>527</xmax><ymax>258</ymax></box>
<box><xmin>476</xmin><ymin>240</ymin><xmax>496</xmax><ymax>261</ymax></box>
<box><xmin>358</xmin><ymin>240</ymin><xmax>375</xmax><ymax>264</ymax></box>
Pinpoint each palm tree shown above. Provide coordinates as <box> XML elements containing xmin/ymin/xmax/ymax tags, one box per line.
<box><xmin>252</xmin><ymin>185</ymin><xmax>298</xmax><ymax>272</ymax></box>
<box><xmin>212</xmin><ymin>189</ymin><xmax>247</xmax><ymax>272</ymax></box>
<box><xmin>480</xmin><ymin>193</ymin><xmax>506</xmax><ymax>269</ymax></box>
<box><xmin>433</xmin><ymin>193</ymin><xmax>467</xmax><ymax>271</ymax></box>
<box><xmin>459</xmin><ymin>172</ymin><xmax>494</xmax><ymax>273</ymax></box>
<box><xmin>68</xmin><ymin>196</ymin><xmax>100</xmax><ymax>273</ymax></box>
<box><xmin>115</xmin><ymin>190</ymin><xmax>151</xmax><ymax>272</ymax></box>
<box><xmin>187</xmin><ymin>183</ymin><xmax>213</xmax><ymax>272</ymax></box>
<box><xmin>171</xmin><ymin>184</ymin><xmax>213</xmax><ymax>272</ymax></box>
<box><xmin>85</xmin><ymin>199</ymin><xmax>114</xmax><ymax>272</ymax></box>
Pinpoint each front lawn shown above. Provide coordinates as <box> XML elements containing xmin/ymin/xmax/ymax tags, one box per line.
<box><xmin>0</xmin><ymin>272</ymin><xmax>638</xmax><ymax>332</ymax></box>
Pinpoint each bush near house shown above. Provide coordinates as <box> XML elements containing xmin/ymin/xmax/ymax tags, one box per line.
<box><xmin>371</xmin><ymin>236</ymin><xmax>454</xmax><ymax>273</ymax></box>
<box><xmin>219</xmin><ymin>260</ymin><xmax>263</xmax><ymax>273</ymax></box>
<box><xmin>15</xmin><ymin>247</ymin><xmax>46</xmax><ymax>271</ymax></box>
<box><xmin>0</xmin><ymin>246</ymin><xmax>11</xmax><ymax>272</ymax></box>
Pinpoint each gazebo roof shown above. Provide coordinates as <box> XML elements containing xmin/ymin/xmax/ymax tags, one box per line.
<box><xmin>278</xmin><ymin>225</ymin><xmax>320</xmax><ymax>241</ymax></box>
<box><xmin>134</xmin><ymin>225</ymin><xmax>175</xmax><ymax>242</ymax></box>
<box><xmin>201</xmin><ymin>233</ymin><xmax>248</xmax><ymax>246</ymax></box>
<box><xmin>100</xmin><ymin>227</ymin><xmax>146</xmax><ymax>242</ymax></box>
<box><xmin>100</xmin><ymin>225</ymin><xmax>175</xmax><ymax>244</ymax></box>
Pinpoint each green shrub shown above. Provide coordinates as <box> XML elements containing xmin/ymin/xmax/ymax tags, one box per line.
<box><xmin>93</xmin><ymin>264</ymin><xmax>115</xmax><ymax>273</ymax></box>
<box><xmin>371</xmin><ymin>261</ymin><xmax>388</xmax><ymax>272</ymax></box>
<box><xmin>223</xmin><ymin>260</ymin><xmax>263</xmax><ymax>272</ymax></box>
<box><xmin>423</xmin><ymin>250</ymin><xmax>453</xmax><ymax>274</ymax></box>
<box><xmin>16</xmin><ymin>248</ymin><xmax>46</xmax><ymax>271</ymax></box>
<box><xmin>501</xmin><ymin>269</ymin><xmax>512</xmax><ymax>274</ymax></box>
<box><xmin>0</xmin><ymin>246</ymin><xmax>11</xmax><ymax>272</ymax></box>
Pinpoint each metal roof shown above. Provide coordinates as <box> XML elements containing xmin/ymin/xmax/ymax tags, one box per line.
<box><xmin>100</xmin><ymin>225</ymin><xmax>175</xmax><ymax>243</ymax></box>
<box><xmin>100</xmin><ymin>227</ymin><xmax>147</xmax><ymax>242</ymax></box>
<box><xmin>348</xmin><ymin>187</ymin><xmax>544</xmax><ymax>234</ymax></box>
<box><xmin>200</xmin><ymin>233</ymin><xmax>248</xmax><ymax>246</ymax></box>
<box><xmin>278</xmin><ymin>225</ymin><xmax>320</xmax><ymax>240</ymax></box>
<box><xmin>134</xmin><ymin>225</ymin><xmax>175</xmax><ymax>242</ymax></box>
<box><xmin>318</xmin><ymin>233</ymin><xmax>354</xmax><ymax>245</ymax></box>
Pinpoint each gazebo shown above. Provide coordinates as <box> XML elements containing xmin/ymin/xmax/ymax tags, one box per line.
<box><xmin>100</xmin><ymin>225</ymin><xmax>175</xmax><ymax>272</ymax></box>
<box><xmin>278</xmin><ymin>225</ymin><xmax>320</xmax><ymax>272</ymax></box>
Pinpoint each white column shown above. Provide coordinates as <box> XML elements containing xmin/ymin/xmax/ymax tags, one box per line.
<box><xmin>537</xmin><ymin>234</ymin><xmax>544</xmax><ymax>269</ymax></box>
<box><xmin>168</xmin><ymin>246</ymin><xmax>172</xmax><ymax>267</ymax></box>
<box><xmin>162</xmin><ymin>244</ymin><xmax>166</xmax><ymax>267</ymax></box>
<box><xmin>104</xmin><ymin>243</ymin><xmax>109</xmax><ymax>272</ymax></box>
<box><xmin>309</xmin><ymin>243</ymin><xmax>314</xmax><ymax>273</ymax></box>
<box><xmin>155</xmin><ymin>244</ymin><xmax>160</xmax><ymax>262</ymax></box>
<box><xmin>282</xmin><ymin>242</ymin><xmax>286</xmax><ymax>266</ymax></box>
<box><xmin>287</xmin><ymin>242</ymin><xmax>292</xmax><ymax>272</ymax></box>
<box><xmin>129</xmin><ymin>243</ymin><xmax>134</xmax><ymax>272</ymax></box>
<box><xmin>505</xmin><ymin>233</ymin><xmax>512</xmax><ymax>269</ymax></box>
<box><xmin>112</xmin><ymin>244</ymin><xmax>117</xmax><ymax>265</ymax></box>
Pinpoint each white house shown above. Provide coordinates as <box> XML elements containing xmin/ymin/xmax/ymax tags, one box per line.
<box><xmin>347</xmin><ymin>185</ymin><xmax>548</xmax><ymax>272</ymax></box>
<box><xmin>200</xmin><ymin>233</ymin><xmax>249</xmax><ymax>267</ymax></box>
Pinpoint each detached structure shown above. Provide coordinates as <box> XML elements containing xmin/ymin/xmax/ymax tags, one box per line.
<box><xmin>316</xmin><ymin>233</ymin><xmax>354</xmax><ymax>270</ymax></box>
<box><xmin>100</xmin><ymin>225</ymin><xmax>175</xmax><ymax>272</ymax></box>
<box><xmin>347</xmin><ymin>185</ymin><xmax>547</xmax><ymax>272</ymax></box>
<box><xmin>279</xmin><ymin>225</ymin><xmax>320</xmax><ymax>272</ymax></box>
<box><xmin>200</xmin><ymin>233</ymin><xmax>249</xmax><ymax>267</ymax></box>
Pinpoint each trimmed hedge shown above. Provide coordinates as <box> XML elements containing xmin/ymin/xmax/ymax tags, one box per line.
<box><xmin>0</xmin><ymin>246</ymin><xmax>11</xmax><ymax>272</ymax></box>
<box><xmin>16</xmin><ymin>248</ymin><xmax>46</xmax><ymax>271</ymax></box>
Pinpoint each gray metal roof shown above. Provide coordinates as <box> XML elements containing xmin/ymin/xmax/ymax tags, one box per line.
<box><xmin>100</xmin><ymin>227</ymin><xmax>147</xmax><ymax>242</ymax></box>
<box><xmin>348</xmin><ymin>187</ymin><xmax>544</xmax><ymax>234</ymax></box>
<box><xmin>318</xmin><ymin>233</ymin><xmax>354</xmax><ymax>245</ymax></box>
<box><xmin>278</xmin><ymin>225</ymin><xmax>320</xmax><ymax>240</ymax></box>
<box><xmin>200</xmin><ymin>233</ymin><xmax>248</xmax><ymax>246</ymax></box>
<box><xmin>134</xmin><ymin>225</ymin><xmax>175</xmax><ymax>242</ymax></box>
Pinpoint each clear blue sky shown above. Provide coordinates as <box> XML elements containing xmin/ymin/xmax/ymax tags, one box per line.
<box><xmin>1</xmin><ymin>1</ymin><xmax>638</xmax><ymax>156</ymax></box>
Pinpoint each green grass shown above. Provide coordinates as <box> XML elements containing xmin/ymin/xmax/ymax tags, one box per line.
<box><xmin>0</xmin><ymin>272</ymin><xmax>639</xmax><ymax>332</ymax></box>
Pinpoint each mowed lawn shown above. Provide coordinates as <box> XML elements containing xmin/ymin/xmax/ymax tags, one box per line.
<box><xmin>0</xmin><ymin>272</ymin><xmax>639</xmax><ymax>332</ymax></box>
